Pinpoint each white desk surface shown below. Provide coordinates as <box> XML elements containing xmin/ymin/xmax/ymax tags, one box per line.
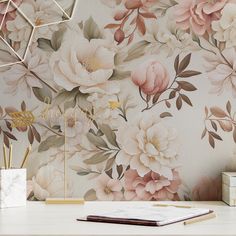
<box><xmin>0</xmin><ymin>201</ymin><xmax>234</xmax><ymax>236</ymax></box>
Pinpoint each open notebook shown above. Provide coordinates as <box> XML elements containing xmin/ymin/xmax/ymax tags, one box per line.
<box><xmin>77</xmin><ymin>205</ymin><xmax>212</xmax><ymax>226</ymax></box>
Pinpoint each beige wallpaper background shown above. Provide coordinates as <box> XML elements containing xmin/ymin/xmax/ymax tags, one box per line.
<box><xmin>0</xmin><ymin>0</ymin><xmax>236</xmax><ymax>201</ymax></box>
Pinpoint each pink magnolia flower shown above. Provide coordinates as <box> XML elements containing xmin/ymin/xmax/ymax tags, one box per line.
<box><xmin>175</xmin><ymin>0</ymin><xmax>227</xmax><ymax>36</ymax></box>
<box><xmin>192</xmin><ymin>176</ymin><xmax>222</xmax><ymax>201</ymax></box>
<box><xmin>0</xmin><ymin>0</ymin><xmax>22</xmax><ymax>33</ymax></box>
<box><xmin>124</xmin><ymin>169</ymin><xmax>181</xmax><ymax>201</ymax></box>
<box><xmin>131</xmin><ymin>60</ymin><xmax>169</xmax><ymax>95</ymax></box>
<box><xmin>95</xmin><ymin>173</ymin><xmax>123</xmax><ymax>201</ymax></box>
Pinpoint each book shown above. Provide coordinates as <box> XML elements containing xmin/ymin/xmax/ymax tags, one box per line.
<box><xmin>77</xmin><ymin>205</ymin><xmax>214</xmax><ymax>226</ymax></box>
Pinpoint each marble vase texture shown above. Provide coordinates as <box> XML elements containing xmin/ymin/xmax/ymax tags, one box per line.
<box><xmin>0</xmin><ymin>169</ymin><xmax>26</xmax><ymax>208</ymax></box>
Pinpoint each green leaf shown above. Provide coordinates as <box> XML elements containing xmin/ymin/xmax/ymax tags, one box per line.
<box><xmin>64</xmin><ymin>99</ymin><xmax>76</xmax><ymax>110</ymax></box>
<box><xmin>117</xmin><ymin>165</ymin><xmax>123</xmax><ymax>178</ymax></box>
<box><xmin>208</xmin><ymin>134</ymin><xmax>215</xmax><ymax>148</ymax></box>
<box><xmin>169</xmin><ymin>90</ymin><xmax>176</xmax><ymax>99</ymax></box>
<box><xmin>210</xmin><ymin>120</ymin><xmax>217</xmax><ymax>131</ymax></box>
<box><xmin>176</xmin><ymin>96</ymin><xmax>182</xmax><ymax>110</ymax></box>
<box><xmin>160</xmin><ymin>112</ymin><xmax>173</xmax><ymax>118</ymax></box>
<box><xmin>109</xmin><ymin>69</ymin><xmax>131</xmax><ymax>81</ymax></box>
<box><xmin>226</xmin><ymin>101</ymin><xmax>231</xmax><ymax>115</ymax></box>
<box><xmin>87</xmin><ymin>132</ymin><xmax>108</xmax><ymax>148</ymax></box>
<box><xmin>210</xmin><ymin>107</ymin><xmax>227</xmax><ymax>118</ymax></box>
<box><xmin>105</xmin><ymin>156</ymin><xmax>116</xmax><ymax>171</ymax></box>
<box><xmin>180</xmin><ymin>94</ymin><xmax>193</xmax><ymax>106</ymax></box>
<box><xmin>209</xmin><ymin>131</ymin><xmax>222</xmax><ymax>141</ymax></box>
<box><xmin>83</xmin><ymin>17</ymin><xmax>103</xmax><ymax>41</ymax></box>
<box><xmin>77</xmin><ymin>170</ymin><xmax>90</xmax><ymax>176</ymax></box>
<box><xmin>152</xmin><ymin>93</ymin><xmax>161</xmax><ymax>104</ymax></box>
<box><xmin>174</xmin><ymin>54</ymin><xmax>179</xmax><ymax>74</ymax></box>
<box><xmin>84</xmin><ymin>152</ymin><xmax>110</xmax><ymax>165</ymax></box>
<box><xmin>177</xmin><ymin>81</ymin><xmax>197</xmax><ymax>91</ymax></box>
<box><xmin>201</xmin><ymin>128</ymin><xmax>207</xmax><ymax>139</ymax></box>
<box><xmin>178</xmin><ymin>53</ymin><xmax>191</xmax><ymax>73</ymax></box>
<box><xmin>84</xmin><ymin>189</ymin><xmax>97</xmax><ymax>201</ymax></box>
<box><xmin>165</xmin><ymin>100</ymin><xmax>171</xmax><ymax>108</ymax></box>
<box><xmin>124</xmin><ymin>41</ymin><xmax>150</xmax><ymax>62</ymax></box>
<box><xmin>32</xmin><ymin>86</ymin><xmax>52</xmax><ymax>104</ymax></box>
<box><xmin>99</xmin><ymin>124</ymin><xmax>119</xmax><ymax>148</ymax></box>
<box><xmin>38</xmin><ymin>135</ymin><xmax>64</xmax><ymax>152</ymax></box>
<box><xmin>37</xmin><ymin>39</ymin><xmax>54</xmax><ymax>52</ymax></box>
<box><xmin>178</xmin><ymin>70</ymin><xmax>201</xmax><ymax>77</ymax></box>
<box><xmin>51</xmin><ymin>28</ymin><xmax>66</xmax><ymax>51</ymax></box>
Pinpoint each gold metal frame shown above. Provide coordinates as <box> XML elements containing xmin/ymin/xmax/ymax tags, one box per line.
<box><xmin>46</xmin><ymin>108</ymin><xmax>85</xmax><ymax>205</ymax></box>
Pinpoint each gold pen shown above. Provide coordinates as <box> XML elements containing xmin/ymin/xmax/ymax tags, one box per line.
<box><xmin>153</xmin><ymin>204</ymin><xmax>192</xmax><ymax>208</ymax></box>
<box><xmin>184</xmin><ymin>212</ymin><xmax>216</xmax><ymax>225</ymax></box>
<box><xmin>3</xmin><ymin>144</ymin><xmax>8</xmax><ymax>169</ymax></box>
<box><xmin>20</xmin><ymin>145</ymin><xmax>31</xmax><ymax>168</ymax></box>
<box><xmin>8</xmin><ymin>143</ymin><xmax>13</xmax><ymax>169</ymax></box>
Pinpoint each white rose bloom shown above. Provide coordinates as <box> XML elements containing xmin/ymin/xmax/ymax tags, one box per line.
<box><xmin>146</xmin><ymin>20</ymin><xmax>197</xmax><ymax>57</ymax></box>
<box><xmin>212</xmin><ymin>3</ymin><xmax>236</xmax><ymax>48</ymax></box>
<box><xmin>59</xmin><ymin>107</ymin><xmax>91</xmax><ymax>146</ymax></box>
<box><xmin>116</xmin><ymin>114</ymin><xmax>179</xmax><ymax>180</ymax></box>
<box><xmin>6</xmin><ymin>0</ymin><xmax>62</xmax><ymax>42</ymax></box>
<box><xmin>50</xmin><ymin>33</ymin><xmax>117</xmax><ymax>94</ymax></box>
<box><xmin>31</xmin><ymin>164</ymin><xmax>73</xmax><ymax>200</ymax></box>
<box><xmin>87</xmin><ymin>91</ymin><xmax>121</xmax><ymax>127</ymax></box>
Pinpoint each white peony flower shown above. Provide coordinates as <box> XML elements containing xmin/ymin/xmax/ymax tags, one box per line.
<box><xmin>116</xmin><ymin>114</ymin><xmax>179</xmax><ymax>180</ymax></box>
<box><xmin>95</xmin><ymin>173</ymin><xmax>123</xmax><ymax>201</ymax></box>
<box><xmin>87</xmin><ymin>91</ymin><xmax>121</xmax><ymax>127</ymax></box>
<box><xmin>50</xmin><ymin>33</ymin><xmax>117</xmax><ymax>94</ymax></box>
<box><xmin>146</xmin><ymin>20</ymin><xmax>197</xmax><ymax>57</ymax></box>
<box><xmin>212</xmin><ymin>3</ymin><xmax>236</xmax><ymax>48</ymax></box>
<box><xmin>30</xmin><ymin>164</ymin><xmax>73</xmax><ymax>200</ymax></box>
<box><xmin>204</xmin><ymin>47</ymin><xmax>236</xmax><ymax>97</ymax></box>
<box><xmin>59</xmin><ymin>107</ymin><xmax>92</xmax><ymax>146</ymax></box>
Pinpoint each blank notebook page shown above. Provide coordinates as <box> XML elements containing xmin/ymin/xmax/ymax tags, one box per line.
<box><xmin>85</xmin><ymin>205</ymin><xmax>210</xmax><ymax>226</ymax></box>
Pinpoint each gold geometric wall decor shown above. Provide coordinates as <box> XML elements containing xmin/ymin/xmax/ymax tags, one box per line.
<box><xmin>0</xmin><ymin>0</ymin><xmax>77</xmax><ymax>68</ymax></box>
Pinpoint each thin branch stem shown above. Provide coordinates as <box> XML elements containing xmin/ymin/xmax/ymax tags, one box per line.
<box><xmin>21</xmin><ymin>62</ymin><xmax>58</xmax><ymax>93</ymax></box>
<box><xmin>37</xmin><ymin>123</ymin><xmax>63</xmax><ymax>136</ymax></box>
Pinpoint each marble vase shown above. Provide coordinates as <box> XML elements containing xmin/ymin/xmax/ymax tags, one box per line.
<box><xmin>0</xmin><ymin>169</ymin><xmax>26</xmax><ymax>208</ymax></box>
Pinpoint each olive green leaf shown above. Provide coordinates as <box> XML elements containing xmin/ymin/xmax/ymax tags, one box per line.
<box><xmin>98</xmin><ymin>124</ymin><xmax>119</xmax><ymax>148</ymax></box>
<box><xmin>124</xmin><ymin>40</ymin><xmax>150</xmax><ymax>62</ymax></box>
<box><xmin>32</xmin><ymin>86</ymin><xmax>52</xmax><ymax>104</ymax></box>
<box><xmin>83</xmin><ymin>17</ymin><xmax>103</xmax><ymax>41</ymax></box>
<box><xmin>87</xmin><ymin>132</ymin><xmax>109</xmax><ymax>148</ymax></box>
<box><xmin>84</xmin><ymin>189</ymin><xmax>97</xmax><ymax>201</ymax></box>
<box><xmin>160</xmin><ymin>112</ymin><xmax>172</xmax><ymax>118</ymax></box>
<box><xmin>84</xmin><ymin>152</ymin><xmax>111</xmax><ymax>165</ymax></box>
<box><xmin>38</xmin><ymin>135</ymin><xmax>64</xmax><ymax>152</ymax></box>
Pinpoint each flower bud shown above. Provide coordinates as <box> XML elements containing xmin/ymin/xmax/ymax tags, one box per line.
<box><xmin>125</xmin><ymin>0</ymin><xmax>143</xmax><ymax>9</ymax></box>
<box><xmin>114</xmin><ymin>28</ymin><xmax>125</xmax><ymax>44</ymax></box>
<box><xmin>114</xmin><ymin>10</ymin><xmax>128</xmax><ymax>21</ymax></box>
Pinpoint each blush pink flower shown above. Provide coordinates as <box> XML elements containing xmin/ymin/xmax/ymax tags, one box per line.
<box><xmin>124</xmin><ymin>169</ymin><xmax>181</xmax><ymax>201</ymax></box>
<box><xmin>192</xmin><ymin>176</ymin><xmax>222</xmax><ymax>201</ymax></box>
<box><xmin>131</xmin><ymin>60</ymin><xmax>169</xmax><ymax>95</ymax></box>
<box><xmin>175</xmin><ymin>0</ymin><xmax>227</xmax><ymax>36</ymax></box>
<box><xmin>95</xmin><ymin>173</ymin><xmax>123</xmax><ymax>201</ymax></box>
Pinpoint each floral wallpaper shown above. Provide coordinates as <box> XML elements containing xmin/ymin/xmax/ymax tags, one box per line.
<box><xmin>0</xmin><ymin>0</ymin><xmax>236</xmax><ymax>201</ymax></box>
